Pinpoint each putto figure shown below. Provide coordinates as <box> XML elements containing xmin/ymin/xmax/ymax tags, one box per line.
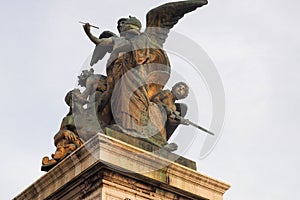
<box><xmin>151</xmin><ymin>82</ymin><xmax>189</xmax><ymax>141</ymax></box>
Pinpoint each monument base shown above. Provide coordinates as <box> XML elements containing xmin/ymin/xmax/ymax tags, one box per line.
<box><xmin>14</xmin><ymin>134</ymin><xmax>230</xmax><ymax>200</ymax></box>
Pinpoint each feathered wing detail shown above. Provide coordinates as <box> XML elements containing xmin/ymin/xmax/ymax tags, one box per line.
<box><xmin>145</xmin><ymin>0</ymin><xmax>208</xmax><ymax>47</ymax></box>
<box><xmin>90</xmin><ymin>31</ymin><xmax>118</xmax><ymax>66</ymax></box>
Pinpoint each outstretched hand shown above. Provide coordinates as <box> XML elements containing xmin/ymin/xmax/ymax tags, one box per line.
<box><xmin>83</xmin><ymin>23</ymin><xmax>91</xmax><ymax>33</ymax></box>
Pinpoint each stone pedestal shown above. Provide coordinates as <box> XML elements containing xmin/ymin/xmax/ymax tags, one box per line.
<box><xmin>14</xmin><ymin>134</ymin><xmax>230</xmax><ymax>200</ymax></box>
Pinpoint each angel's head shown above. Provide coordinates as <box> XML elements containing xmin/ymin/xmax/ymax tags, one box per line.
<box><xmin>117</xmin><ymin>16</ymin><xmax>142</xmax><ymax>36</ymax></box>
<box><xmin>172</xmin><ymin>82</ymin><xmax>189</xmax><ymax>100</ymax></box>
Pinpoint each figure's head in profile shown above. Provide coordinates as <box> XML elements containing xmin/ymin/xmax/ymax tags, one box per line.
<box><xmin>172</xmin><ymin>82</ymin><xmax>189</xmax><ymax>100</ymax></box>
<box><xmin>77</xmin><ymin>68</ymin><xmax>94</xmax><ymax>87</ymax></box>
<box><xmin>117</xmin><ymin>16</ymin><xmax>142</xmax><ymax>36</ymax></box>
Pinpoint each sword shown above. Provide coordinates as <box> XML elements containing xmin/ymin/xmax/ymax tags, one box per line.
<box><xmin>170</xmin><ymin>114</ymin><xmax>215</xmax><ymax>136</ymax></box>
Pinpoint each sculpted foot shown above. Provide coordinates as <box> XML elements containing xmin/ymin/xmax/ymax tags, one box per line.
<box><xmin>163</xmin><ymin>142</ymin><xmax>178</xmax><ymax>152</ymax></box>
<box><xmin>41</xmin><ymin>157</ymin><xmax>58</xmax><ymax>171</ymax></box>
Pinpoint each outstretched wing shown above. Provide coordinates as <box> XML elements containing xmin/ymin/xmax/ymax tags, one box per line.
<box><xmin>90</xmin><ymin>30</ymin><xmax>118</xmax><ymax>66</ymax></box>
<box><xmin>145</xmin><ymin>0</ymin><xmax>207</xmax><ymax>47</ymax></box>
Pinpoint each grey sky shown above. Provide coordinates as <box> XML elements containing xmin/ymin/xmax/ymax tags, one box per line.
<box><xmin>1</xmin><ymin>0</ymin><xmax>300</xmax><ymax>199</ymax></box>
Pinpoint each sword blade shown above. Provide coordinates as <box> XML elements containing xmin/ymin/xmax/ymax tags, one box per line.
<box><xmin>187</xmin><ymin>120</ymin><xmax>215</xmax><ymax>136</ymax></box>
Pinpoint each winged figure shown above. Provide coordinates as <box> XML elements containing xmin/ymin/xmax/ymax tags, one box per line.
<box><xmin>83</xmin><ymin>0</ymin><xmax>208</xmax><ymax>147</ymax></box>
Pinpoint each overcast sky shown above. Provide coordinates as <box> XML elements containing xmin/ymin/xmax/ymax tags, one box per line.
<box><xmin>1</xmin><ymin>0</ymin><xmax>300</xmax><ymax>199</ymax></box>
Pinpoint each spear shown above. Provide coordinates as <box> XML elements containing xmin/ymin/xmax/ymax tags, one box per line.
<box><xmin>79</xmin><ymin>21</ymin><xmax>99</xmax><ymax>29</ymax></box>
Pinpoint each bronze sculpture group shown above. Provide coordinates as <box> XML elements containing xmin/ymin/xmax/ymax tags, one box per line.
<box><xmin>42</xmin><ymin>0</ymin><xmax>208</xmax><ymax>171</ymax></box>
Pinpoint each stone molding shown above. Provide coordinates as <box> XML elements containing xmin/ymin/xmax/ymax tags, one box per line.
<box><xmin>14</xmin><ymin>133</ymin><xmax>230</xmax><ymax>200</ymax></box>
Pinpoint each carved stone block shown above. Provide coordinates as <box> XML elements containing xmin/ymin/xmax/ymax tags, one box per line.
<box><xmin>15</xmin><ymin>134</ymin><xmax>230</xmax><ymax>200</ymax></box>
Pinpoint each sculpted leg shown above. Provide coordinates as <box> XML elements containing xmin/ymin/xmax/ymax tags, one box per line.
<box><xmin>41</xmin><ymin>130</ymin><xmax>83</xmax><ymax>171</ymax></box>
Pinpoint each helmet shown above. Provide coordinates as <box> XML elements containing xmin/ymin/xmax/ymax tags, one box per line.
<box><xmin>117</xmin><ymin>16</ymin><xmax>142</xmax><ymax>32</ymax></box>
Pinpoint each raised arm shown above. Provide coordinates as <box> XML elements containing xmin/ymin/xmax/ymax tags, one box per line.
<box><xmin>83</xmin><ymin>23</ymin><xmax>113</xmax><ymax>45</ymax></box>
